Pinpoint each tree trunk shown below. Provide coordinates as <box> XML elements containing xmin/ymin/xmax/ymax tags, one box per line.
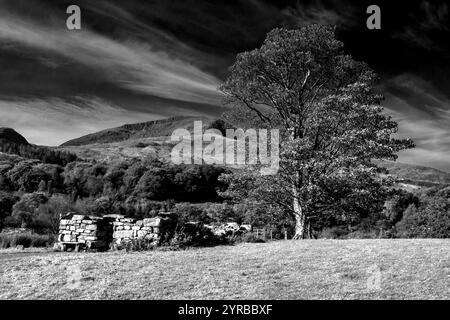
<box><xmin>289</xmin><ymin>129</ymin><xmax>311</xmax><ymax>240</ymax></box>
<box><xmin>293</xmin><ymin>212</ymin><xmax>306</xmax><ymax>239</ymax></box>
<box><xmin>291</xmin><ymin>183</ymin><xmax>309</xmax><ymax>239</ymax></box>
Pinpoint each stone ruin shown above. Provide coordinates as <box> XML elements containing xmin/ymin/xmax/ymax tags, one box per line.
<box><xmin>56</xmin><ymin>212</ymin><xmax>175</xmax><ymax>251</ymax></box>
<box><xmin>57</xmin><ymin>214</ymin><xmax>111</xmax><ymax>251</ymax></box>
<box><xmin>109</xmin><ymin>214</ymin><xmax>174</xmax><ymax>249</ymax></box>
<box><xmin>56</xmin><ymin>212</ymin><xmax>252</xmax><ymax>252</ymax></box>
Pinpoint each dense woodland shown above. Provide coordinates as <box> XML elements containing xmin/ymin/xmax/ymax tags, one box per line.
<box><xmin>0</xmin><ymin>142</ymin><xmax>78</xmax><ymax>166</ymax></box>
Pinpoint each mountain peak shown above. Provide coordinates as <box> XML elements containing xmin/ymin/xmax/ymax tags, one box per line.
<box><xmin>59</xmin><ymin>116</ymin><xmax>218</xmax><ymax>147</ymax></box>
<box><xmin>0</xmin><ymin>128</ymin><xmax>29</xmax><ymax>145</ymax></box>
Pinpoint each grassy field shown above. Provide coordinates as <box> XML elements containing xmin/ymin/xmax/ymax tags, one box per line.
<box><xmin>0</xmin><ymin>239</ymin><xmax>448</xmax><ymax>300</ymax></box>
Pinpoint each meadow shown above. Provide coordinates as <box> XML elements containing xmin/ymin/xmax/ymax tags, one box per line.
<box><xmin>0</xmin><ymin>239</ymin><xmax>448</xmax><ymax>300</ymax></box>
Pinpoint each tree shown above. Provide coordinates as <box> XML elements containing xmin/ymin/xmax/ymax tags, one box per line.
<box><xmin>0</xmin><ymin>192</ymin><xmax>19</xmax><ymax>228</ymax></box>
<box><xmin>12</xmin><ymin>193</ymin><xmax>48</xmax><ymax>228</ymax></box>
<box><xmin>219</xmin><ymin>25</ymin><xmax>414</xmax><ymax>239</ymax></box>
<box><xmin>34</xmin><ymin>194</ymin><xmax>71</xmax><ymax>234</ymax></box>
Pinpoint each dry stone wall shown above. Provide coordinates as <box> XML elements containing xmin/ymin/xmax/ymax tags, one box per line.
<box><xmin>109</xmin><ymin>214</ymin><xmax>174</xmax><ymax>248</ymax></box>
<box><xmin>57</xmin><ymin>212</ymin><xmax>252</xmax><ymax>251</ymax></box>
<box><xmin>57</xmin><ymin>212</ymin><xmax>175</xmax><ymax>251</ymax></box>
<box><xmin>57</xmin><ymin>214</ymin><xmax>111</xmax><ymax>250</ymax></box>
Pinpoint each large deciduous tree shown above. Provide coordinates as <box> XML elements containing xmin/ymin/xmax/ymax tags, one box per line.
<box><xmin>219</xmin><ymin>25</ymin><xmax>414</xmax><ymax>239</ymax></box>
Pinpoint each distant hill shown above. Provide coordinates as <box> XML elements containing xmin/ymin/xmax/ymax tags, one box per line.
<box><xmin>60</xmin><ymin>116</ymin><xmax>231</xmax><ymax>147</ymax></box>
<box><xmin>0</xmin><ymin>128</ymin><xmax>77</xmax><ymax>166</ymax></box>
<box><xmin>377</xmin><ymin>161</ymin><xmax>450</xmax><ymax>187</ymax></box>
<box><xmin>0</xmin><ymin>128</ymin><xmax>29</xmax><ymax>145</ymax></box>
<box><xmin>58</xmin><ymin>116</ymin><xmax>235</xmax><ymax>162</ymax></box>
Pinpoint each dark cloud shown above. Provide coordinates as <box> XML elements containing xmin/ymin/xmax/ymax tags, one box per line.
<box><xmin>396</xmin><ymin>1</ymin><xmax>449</xmax><ymax>51</ymax></box>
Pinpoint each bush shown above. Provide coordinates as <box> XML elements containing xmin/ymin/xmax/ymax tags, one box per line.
<box><xmin>166</xmin><ymin>223</ymin><xmax>225</xmax><ymax>248</ymax></box>
<box><xmin>395</xmin><ymin>198</ymin><xmax>450</xmax><ymax>238</ymax></box>
<box><xmin>0</xmin><ymin>232</ymin><xmax>54</xmax><ymax>249</ymax></box>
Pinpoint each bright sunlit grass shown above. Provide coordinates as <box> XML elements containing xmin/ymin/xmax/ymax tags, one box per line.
<box><xmin>0</xmin><ymin>239</ymin><xmax>448</xmax><ymax>299</ymax></box>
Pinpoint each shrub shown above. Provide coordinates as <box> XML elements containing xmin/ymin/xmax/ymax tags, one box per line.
<box><xmin>166</xmin><ymin>223</ymin><xmax>225</xmax><ymax>248</ymax></box>
<box><xmin>172</xmin><ymin>203</ymin><xmax>211</xmax><ymax>225</ymax></box>
<box><xmin>0</xmin><ymin>232</ymin><xmax>54</xmax><ymax>249</ymax></box>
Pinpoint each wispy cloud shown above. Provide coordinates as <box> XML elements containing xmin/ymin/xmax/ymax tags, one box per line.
<box><xmin>396</xmin><ymin>1</ymin><xmax>449</xmax><ymax>51</ymax></box>
<box><xmin>383</xmin><ymin>73</ymin><xmax>450</xmax><ymax>171</ymax></box>
<box><xmin>282</xmin><ymin>0</ymin><xmax>357</xmax><ymax>29</ymax></box>
<box><xmin>0</xmin><ymin>5</ymin><xmax>222</xmax><ymax>105</ymax></box>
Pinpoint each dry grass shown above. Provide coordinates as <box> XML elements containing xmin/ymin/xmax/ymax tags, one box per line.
<box><xmin>0</xmin><ymin>239</ymin><xmax>448</xmax><ymax>300</ymax></box>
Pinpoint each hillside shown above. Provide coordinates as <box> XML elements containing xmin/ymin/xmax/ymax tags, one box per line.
<box><xmin>60</xmin><ymin>116</ymin><xmax>224</xmax><ymax>147</ymax></box>
<box><xmin>57</xmin><ymin>117</ymin><xmax>450</xmax><ymax>187</ymax></box>
<box><xmin>0</xmin><ymin>128</ymin><xmax>77</xmax><ymax>166</ymax></box>
<box><xmin>0</xmin><ymin>128</ymin><xmax>28</xmax><ymax>145</ymax></box>
<box><xmin>58</xmin><ymin>116</ymin><xmax>236</xmax><ymax>163</ymax></box>
<box><xmin>378</xmin><ymin>161</ymin><xmax>450</xmax><ymax>187</ymax></box>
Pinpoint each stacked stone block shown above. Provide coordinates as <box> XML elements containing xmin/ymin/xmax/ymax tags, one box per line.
<box><xmin>57</xmin><ymin>214</ymin><xmax>110</xmax><ymax>250</ymax></box>
<box><xmin>109</xmin><ymin>215</ymin><xmax>174</xmax><ymax>247</ymax></box>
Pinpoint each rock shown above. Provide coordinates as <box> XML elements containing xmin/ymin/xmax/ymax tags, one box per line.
<box><xmin>143</xmin><ymin>217</ymin><xmax>161</xmax><ymax>227</ymax></box>
<box><xmin>63</xmin><ymin>234</ymin><xmax>76</xmax><ymax>242</ymax></box>
<box><xmin>137</xmin><ymin>231</ymin><xmax>147</xmax><ymax>238</ymax></box>
<box><xmin>103</xmin><ymin>214</ymin><xmax>125</xmax><ymax>219</ymax></box>
<box><xmin>212</xmin><ymin>229</ymin><xmax>226</xmax><ymax>237</ymax></box>
<box><xmin>53</xmin><ymin>243</ymin><xmax>63</xmax><ymax>251</ymax></box>
<box><xmin>225</xmin><ymin>222</ymin><xmax>240</xmax><ymax>232</ymax></box>
<box><xmin>72</xmin><ymin>215</ymin><xmax>85</xmax><ymax>220</ymax></box>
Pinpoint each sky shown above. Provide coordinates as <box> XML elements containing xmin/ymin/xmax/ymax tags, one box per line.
<box><xmin>0</xmin><ymin>0</ymin><xmax>449</xmax><ymax>171</ymax></box>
